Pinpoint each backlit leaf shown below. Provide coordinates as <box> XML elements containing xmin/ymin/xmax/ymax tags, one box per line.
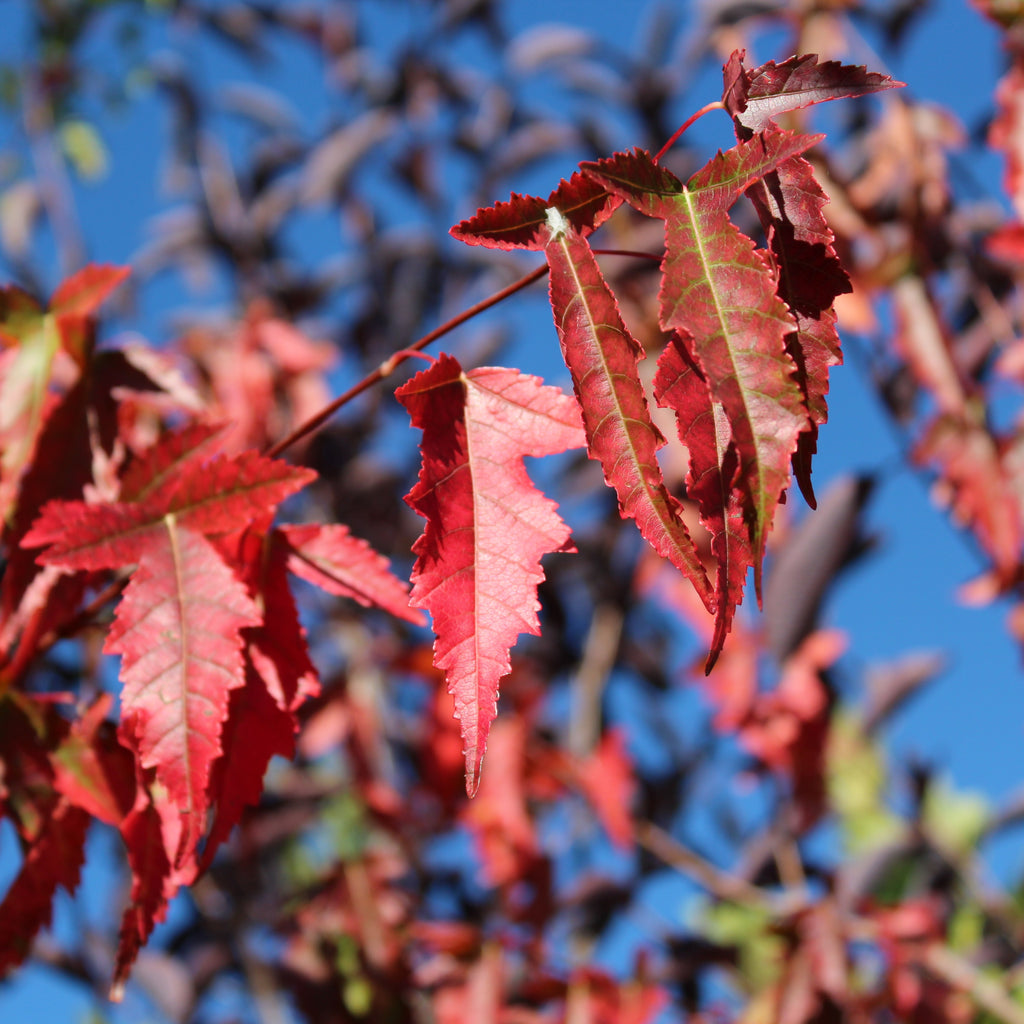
<box><xmin>280</xmin><ymin>522</ymin><xmax>424</xmax><ymax>626</ymax></box>
<box><xmin>543</xmin><ymin>207</ymin><xmax>714</xmax><ymax>610</ymax></box>
<box><xmin>583</xmin><ymin>143</ymin><xmax>809</xmax><ymax>597</ymax></box>
<box><xmin>25</xmin><ymin>449</ymin><xmax>315</xmax><ymax>571</ymax></box>
<box><xmin>397</xmin><ymin>353</ymin><xmax>585</xmax><ymax>795</ymax></box>
<box><xmin>106</xmin><ymin>521</ymin><xmax>260</xmax><ymax>868</ymax></box>
<box><xmin>451</xmin><ymin>171</ymin><xmax>619</xmax><ymax>250</ymax></box>
<box><xmin>723</xmin><ymin>50</ymin><xmax>903</xmax><ymax>134</ymax></box>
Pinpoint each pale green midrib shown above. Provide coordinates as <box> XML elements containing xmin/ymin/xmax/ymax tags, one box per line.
<box><xmin>459</xmin><ymin>372</ymin><xmax>483</xmax><ymax>772</ymax></box>
<box><xmin>555</xmin><ymin>232</ymin><xmax>681</xmax><ymax>546</ymax></box>
<box><xmin>678</xmin><ymin>188</ymin><xmax>771</xmax><ymax>523</ymax></box>
<box><xmin>164</xmin><ymin>512</ymin><xmax>194</xmax><ymax>844</ymax></box>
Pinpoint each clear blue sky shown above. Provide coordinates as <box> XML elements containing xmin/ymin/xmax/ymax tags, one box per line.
<box><xmin>0</xmin><ymin>1</ymin><xmax>1019</xmax><ymax>1020</ymax></box>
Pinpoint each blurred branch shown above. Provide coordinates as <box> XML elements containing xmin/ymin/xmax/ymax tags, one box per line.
<box><xmin>266</xmin><ymin>263</ymin><xmax>548</xmax><ymax>458</ymax></box>
<box><xmin>636</xmin><ymin>821</ymin><xmax>805</xmax><ymax>915</ymax></box>
<box><xmin>22</xmin><ymin>71</ymin><xmax>85</xmax><ymax>278</ymax></box>
<box><xmin>924</xmin><ymin>945</ymin><xmax>1024</xmax><ymax>1024</ymax></box>
<box><xmin>568</xmin><ymin>603</ymin><xmax>622</xmax><ymax>758</ymax></box>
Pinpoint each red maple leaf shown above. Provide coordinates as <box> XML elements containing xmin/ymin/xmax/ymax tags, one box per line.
<box><xmin>0</xmin><ymin>702</ymin><xmax>92</xmax><ymax>975</ymax></box>
<box><xmin>583</xmin><ymin>141</ymin><xmax>811</xmax><ymax>598</ymax></box>
<box><xmin>397</xmin><ymin>353</ymin><xmax>585</xmax><ymax>795</ymax></box>
<box><xmin>105</xmin><ymin>522</ymin><xmax>261</xmax><ymax>868</ymax></box>
<box><xmin>722</xmin><ymin>50</ymin><xmax>903</xmax><ymax>135</ymax></box>
<box><xmin>654</xmin><ymin>333</ymin><xmax>752</xmax><ymax>670</ymax></box>
<box><xmin>543</xmin><ymin>207</ymin><xmax>714</xmax><ymax>611</ymax></box>
<box><xmin>23</xmin><ymin>436</ymin><xmax>317</xmax><ymax>877</ymax></box>
<box><xmin>239</xmin><ymin>528</ymin><xmax>321</xmax><ymax>711</ymax></box>
<box><xmin>111</xmin><ymin>784</ymin><xmax>177</xmax><ymax>1001</ymax></box>
<box><xmin>450</xmin><ymin>171</ymin><xmax>619</xmax><ymax>250</ymax></box>
<box><xmin>24</xmin><ymin>447</ymin><xmax>314</xmax><ymax>571</ymax></box>
<box><xmin>119</xmin><ymin>420</ymin><xmax>231</xmax><ymax>502</ymax></box>
<box><xmin>722</xmin><ymin>55</ymin><xmax>859</xmax><ymax>505</ymax></box>
<box><xmin>279</xmin><ymin>522</ymin><xmax>424</xmax><ymax>626</ymax></box>
<box><xmin>201</xmin><ymin>662</ymin><xmax>297</xmax><ymax>870</ymax></box>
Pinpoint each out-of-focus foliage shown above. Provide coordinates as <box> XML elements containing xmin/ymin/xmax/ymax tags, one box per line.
<box><xmin>3</xmin><ymin>2</ymin><xmax>1024</xmax><ymax>1023</ymax></box>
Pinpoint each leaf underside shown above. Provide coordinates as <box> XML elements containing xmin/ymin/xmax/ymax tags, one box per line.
<box><xmin>280</xmin><ymin>522</ymin><xmax>425</xmax><ymax>625</ymax></box>
<box><xmin>106</xmin><ymin>521</ymin><xmax>260</xmax><ymax>868</ymax></box>
<box><xmin>398</xmin><ymin>353</ymin><xmax>585</xmax><ymax>795</ymax></box>
<box><xmin>723</xmin><ymin>50</ymin><xmax>904</xmax><ymax>134</ymax></box>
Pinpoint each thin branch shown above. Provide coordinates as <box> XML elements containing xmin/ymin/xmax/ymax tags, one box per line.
<box><xmin>636</xmin><ymin>820</ymin><xmax>804</xmax><ymax>915</ymax></box>
<box><xmin>568</xmin><ymin>603</ymin><xmax>622</xmax><ymax>759</ymax></box>
<box><xmin>23</xmin><ymin>71</ymin><xmax>85</xmax><ymax>277</ymax></box>
<box><xmin>266</xmin><ymin>263</ymin><xmax>548</xmax><ymax>458</ymax></box>
<box><xmin>924</xmin><ymin>944</ymin><xmax>1024</xmax><ymax>1024</ymax></box>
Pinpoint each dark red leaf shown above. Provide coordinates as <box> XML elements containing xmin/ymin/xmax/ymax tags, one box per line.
<box><xmin>583</xmin><ymin>143</ymin><xmax>809</xmax><ymax>597</ymax></box>
<box><xmin>201</xmin><ymin>663</ymin><xmax>297</xmax><ymax>870</ymax></box>
<box><xmin>245</xmin><ymin>530</ymin><xmax>320</xmax><ymax>711</ymax></box>
<box><xmin>450</xmin><ymin>171</ymin><xmax>619</xmax><ymax>250</ymax></box>
<box><xmin>0</xmin><ymin>702</ymin><xmax>91</xmax><ymax>975</ymax></box>
<box><xmin>738</xmin><ymin>140</ymin><xmax>849</xmax><ymax>506</ymax></box>
<box><xmin>723</xmin><ymin>50</ymin><xmax>904</xmax><ymax>134</ymax></box>
<box><xmin>112</xmin><ymin>788</ymin><xmax>176</xmax><ymax>1002</ymax></box>
<box><xmin>1</xmin><ymin>350</ymin><xmax>150</xmax><ymax>647</ymax></box>
<box><xmin>654</xmin><ymin>333</ymin><xmax>752</xmax><ymax>670</ymax></box>
<box><xmin>0</xmin><ymin>797</ymin><xmax>90</xmax><ymax>974</ymax></box>
<box><xmin>543</xmin><ymin>208</ymin><xmax>714</xmax><ymax>610</ymax></box>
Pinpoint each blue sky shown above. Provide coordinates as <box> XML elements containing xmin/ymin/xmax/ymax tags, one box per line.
<box><xmin>0</xmin><ymin>0</ymin><xmax>1022</xmax><ymax>1020</ymax></box>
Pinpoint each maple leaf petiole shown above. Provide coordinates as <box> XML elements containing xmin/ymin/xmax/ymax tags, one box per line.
<box><xmin>654</xmin><ymin>101</ymin><xmax>726</xmax><ymax>163</ymax></box>
<box><xmin>377</xmin><ymin>348</ymin><xmax>436</xmax><ymax>378</ymax></box>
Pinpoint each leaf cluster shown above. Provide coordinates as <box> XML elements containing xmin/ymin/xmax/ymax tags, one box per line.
<box><xmin>3</xmin><ymin>4</ymin><xmax>1024</xmax><ymax>1024</ymax></box>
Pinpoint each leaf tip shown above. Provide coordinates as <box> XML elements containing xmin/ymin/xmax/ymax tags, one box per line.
<box><xmin>465</xmin><ymin>763</ymin><xmax>481</xmax><ymax>799</ymax></box>
<box><xmin>753</xmin><ymin>562</ymin><xmax>764</xmax><ymax>611</ymax></box>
